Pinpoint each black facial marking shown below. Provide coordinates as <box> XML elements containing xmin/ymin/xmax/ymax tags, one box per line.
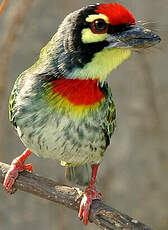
<box><xmin>51</xmin><ymin>4</ymin><xmax>132</xmax><ymax>77</ymax></box>
<box><xmin>54</xmin><ymin>5</ymin><xmax>110</xmax><ymax>76</ymax></box>
<box><xmin>107</xmin><ymin>24</ymin><xmax>133</xmax><ymax>34</ymax></box>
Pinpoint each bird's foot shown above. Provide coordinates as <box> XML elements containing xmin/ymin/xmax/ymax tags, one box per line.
<box><xmin>3</xmin><ymin>149</ymin><xmax>32</xmax><ymax>193</ymax></box>
<box><xmin>78</xmin><ymin>185</ymin><xmax>102</xmax><ymax>225</ymax></box>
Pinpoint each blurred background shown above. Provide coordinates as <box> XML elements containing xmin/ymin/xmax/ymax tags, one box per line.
<box><xmin>0</xmin><ymin>0</ymin><xmax>168</xmax><ymax>229</ymax></box>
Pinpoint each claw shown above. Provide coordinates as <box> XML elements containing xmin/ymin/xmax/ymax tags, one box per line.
<box><xmin>78</xmin><ymin>185</ymin><xmax>102</xmax><ymax>225</ymax></box>
<box><xmin>78</xmin><ymin>164</ymin><xmax>102</xmax><ymax>225</ymax></box>
<box><xmin>23</xmin><ymin>164</ymin><xmax>33</xmax><ymax>172</ymax></box>
<box><xmin>4</xmin><ymin>166</ymin><xmax>19</xmax><ymax>193</ymax></box>
<box><xmin>3</xmin><ymin>149</ymin><xmax>32</xmax><ymax>193</ymax></box>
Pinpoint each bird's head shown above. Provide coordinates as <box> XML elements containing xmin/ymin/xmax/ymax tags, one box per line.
<box><xmin>41</xmin><ymin>3</ymin><xmax>161</xmax><ymax>82</ymax></box>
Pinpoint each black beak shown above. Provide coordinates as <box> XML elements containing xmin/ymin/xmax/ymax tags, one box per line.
<box><xmin>106</xmin><ymin>25</ymin><xmax>161</xmax><ymax>49</ymax></box>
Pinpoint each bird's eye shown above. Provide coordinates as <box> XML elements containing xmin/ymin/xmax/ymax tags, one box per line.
<box><xmin>90</xmin><ymin>19</ymin><xmax>109</xmax><ymax>34</ymax></box>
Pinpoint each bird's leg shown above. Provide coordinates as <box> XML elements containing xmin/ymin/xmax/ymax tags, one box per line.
<box><xmin>78</xmin><ymin>164</ymin><xmax>102</xmax><ymax>225</ymax></box>
<box><xmin>3</xmin><ymin>149</ymin><xmax>33</xmax><ymax>193</ymax></box>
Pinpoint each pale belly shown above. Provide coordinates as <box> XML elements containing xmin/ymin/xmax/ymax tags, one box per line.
<box><xmin>16</xmin><ymin>109</ymin><xmax>106</xmax><ymax>166</ymax></box>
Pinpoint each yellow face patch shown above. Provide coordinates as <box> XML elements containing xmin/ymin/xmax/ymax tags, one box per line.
<box><xmin>82</xmin><ymin>28</ymin><xmax>109</xmax><ymax>43</ymax></box>
<box><xmin>85</xmin><ymin>14</ymin><xmax>109</xmax><ymax>24</ymax></box>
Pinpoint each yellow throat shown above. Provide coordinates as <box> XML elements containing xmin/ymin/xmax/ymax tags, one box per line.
<box><xmin>70</xmin><ymin>48</ymin><xmax>131</xmax><ymax>81</ymax></box>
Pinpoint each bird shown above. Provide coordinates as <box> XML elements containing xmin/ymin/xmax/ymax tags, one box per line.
<box><xmin>3</xmin><ymin>3</ymin><xmax>161</xmax><ymax>225</ymax></box>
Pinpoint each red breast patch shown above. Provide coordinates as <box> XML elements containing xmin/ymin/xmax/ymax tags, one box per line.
<box><xmin>51</xmin><ymin>78</ymin><xmax>104</xmax><ymax>106</ymax></box>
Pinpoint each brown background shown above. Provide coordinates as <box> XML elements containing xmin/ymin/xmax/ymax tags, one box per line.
<box><xmin>0</xmin><ymin>0</ymin><xmax>168</xmax><ymax>229</ymax></box>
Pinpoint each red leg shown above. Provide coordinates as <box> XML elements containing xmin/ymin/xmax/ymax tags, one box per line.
<box><xmin>3</xmin><ymin>149</ymin><xmax>33</xmax><ymax>193</ymax></box>
<box><xmin>78</xmin><ymin>164</ymin><xmax>102</xmax><ymax>225</ymax></box>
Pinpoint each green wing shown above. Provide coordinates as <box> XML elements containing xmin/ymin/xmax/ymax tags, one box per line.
<box><xmin>101</xmin><ymin>82</ymin><xmax>116</xmax><ymax>147</ymax></box>
<box><xmin>9</xmin><ymin>82</ymin><xmax>18</xmax><ymax>127</ymax></box>
<box><xmin>9</xmin><ymin>74</ymin><xmax>24</xmax><ymax>128</ymax></box>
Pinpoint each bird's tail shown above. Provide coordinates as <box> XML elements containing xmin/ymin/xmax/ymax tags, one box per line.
<box><xmin>65</xmin><ymin>163</ymin><xmax>92</xmax><ymax>186</ymax></box>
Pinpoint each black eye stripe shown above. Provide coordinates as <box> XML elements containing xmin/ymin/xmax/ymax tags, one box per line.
<box><xmin>82</xmin><ymin>22</ymin><xmax>132</xmax><ymax>34</ymax></box>
<box><xmin>107</xmin><ymin>24</ymin><xmax>132</xmax><ymax>34</ymax></box>
<box><xmin>81</xmin><ymin>21</ymin><xmax>132</xmax><ymax>32</ymax></box>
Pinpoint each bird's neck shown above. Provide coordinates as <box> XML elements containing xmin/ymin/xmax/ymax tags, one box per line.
<box><xmin>29</xmin><ymin>31</ymin><xmax>131</xmax><ymax>82</ymax></box>
<box><xmin>67</xmin><ymin>48</ymin><xmax>131</xmax><ymax>82</ymax></box>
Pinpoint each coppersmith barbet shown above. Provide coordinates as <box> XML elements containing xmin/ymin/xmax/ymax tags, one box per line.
<box><xmin>3</xmin><ymin>3</ymin><xmax>161</xmax><ymax>225</ymax></box>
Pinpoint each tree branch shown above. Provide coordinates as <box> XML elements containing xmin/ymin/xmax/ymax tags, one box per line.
<box><xmin>0</xmin><ymin>161</ymin><xmax>154</xmax><ymax>230</ymax></box>
<box><xmin>0</xmin><ymin>0</ymin><xmax>8</xmax><ymax>16</ymax></box>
